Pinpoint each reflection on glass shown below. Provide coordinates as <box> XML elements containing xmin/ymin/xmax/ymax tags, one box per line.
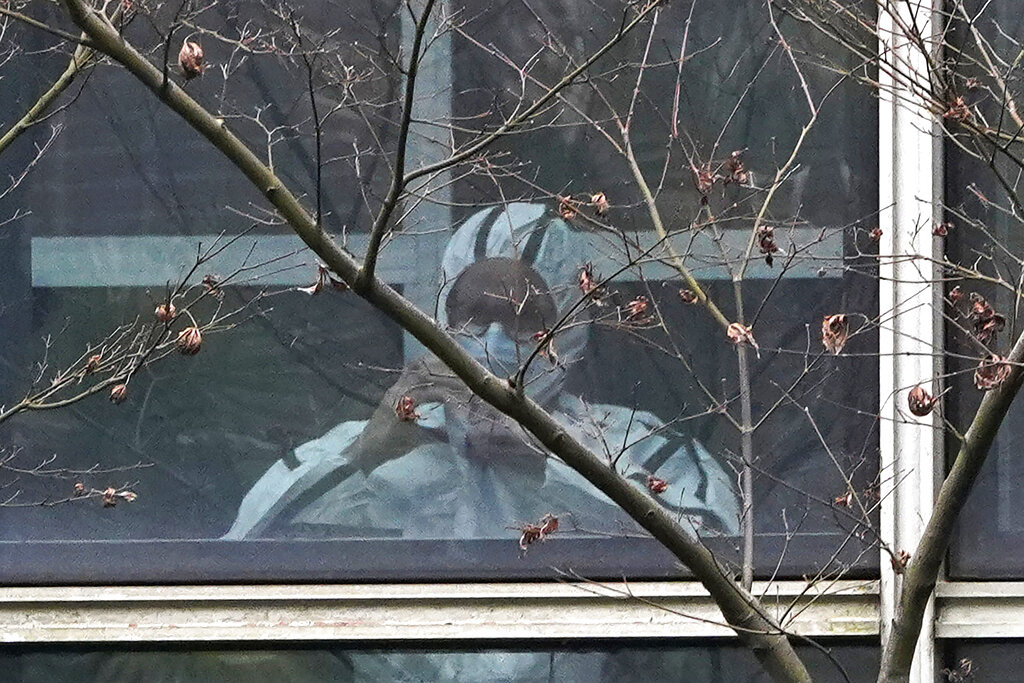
<box><xmin>0</xmin><ymin>0</ymin><xmax>879</xmax><ymax>580</ymax></box>
<box><xmin>944</xmin><ymin>0</ymin><xmax>1024</xmax><ymax>578</ymax></box>
<box><xmin>228</xmin><ymin>203</ymin><xmax>740</xmax><ymax>541</ymax></box>
<box><xmin>941</xmin><ymin>640</ymin><xmax>1017</xmax><ymax>682</ymax></box>
<box><xmin>1</xmin><ymin>642</ymin><xmax>879</xmax><ymax>683</ymax></box>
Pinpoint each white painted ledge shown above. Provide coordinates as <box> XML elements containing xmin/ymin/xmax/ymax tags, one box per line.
<box><xmin>0</xmin><ymin>580</ymin><xmax>878</xmax><ymax>642</ymax></box>
<box><xmin>936</xmin><ymin>582</ymin><xmax>1024</xmax><ymax>638</ymax></box>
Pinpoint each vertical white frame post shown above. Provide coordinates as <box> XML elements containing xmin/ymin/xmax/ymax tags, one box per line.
<box><xmin>879</xmin><ymin>2</ymin><xmax>941</xmax><ymax>682</ymax></box>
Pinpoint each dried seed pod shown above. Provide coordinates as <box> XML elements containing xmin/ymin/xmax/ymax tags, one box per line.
<box><xmin>532</xmin><ymin>329</ymin><xmax>557</xmax><ymax>365</ymax></box>
<box><xmin>890</xmin><ymin>549</ymin><xmax>911</xmax><ymax>574</ymax></box>
<box><xmin>834</xmin><ymin>491</ymin><xmax>853</xmax><ymax>508</ymax></box>
<box><xmin>577</xmin><ymin>262</ymin><xmax>606</xmax><ymax>304</ymax></box>
<box><xmin>298</xmin><ymin>264</ymin><xmax>349</xmax><ymax>295</ymax></box>
<box><xmin>757</xmin><ymin>225</ymin><xmax>779</xmax><ymax>267</ymax></box>
<box><xmin>907</xmin><ymin>385</ymin><xmax>938</xmax><ymax>416</ymax></box>
<box><xmin>109</xmin><ymin>383</ymin><xmax>128</xmax><ymax>404</ymax></box>
<box><xmin>943</xmin><ymin>96</ymin><xmax>970</xmax><ymax>122</ymax></box>
<box><xmin>869</xmin><ymin>226</ymin><xmax>883</xmax><ymax>243</ymax></box>
<box><xmin>727</xmin><ymin>322</ymin><xmax>759</xmax><ymax>356</ymax></box>
<box><xmin>943</xmin><ymin>658</ymin><xmax>974</xmax><ymax>681</ymax></box>
<box><xmin>968</xmin><ymin>293</ymin><xmax>1005</xmax><ymax>344</ymax></box>
<box><xmin>558</xmin><ymin>197</ymin><xmax>577</xmax><ymax>220</ymax></box>
<box><xmin>822</xmin><ymin>314</ymin><xmax>850</xmax><ymax>355</ymax></box>
<box><xmin>539</xmin><ymin>514</ymin><xmax>558</xmax><ymax>536</ymax></box>
<box><xmin>85</xmin><ymin>354</ymin><xmax>102</xmax><ymax>374</ymax></box>
<box><xmin>975</xmin><ymin>354</ymin><xmax>1011</xmax><ymax>390</ymax></box>
<box><xmin>725</xmin><ymin>150</ymin><xmax>747</xmax><ymax>184</ymax></box>
<box><xmin>178</xmin><ymin>40</ymin><xmax>205</xmax><ymax>80</ymax></box>
<box><xmin>948</xmin><ymin>285</ymin><xmax>964</xmax><ymax>305</ymax></box>
<box><xmin>679</xmin><ymin>289</ymin><xmax>698</xmax><ymax>304</ymax></box>
<box><xmin>578</xmin><ymin>263</ymin><xmax>597</xmax><ymax>294</ymax></box>
<box><xmin>517</xmin><ymin>513</ymin><xmax>558</xmax><ymax>551</ymax></box>
<box><xmin>933</xmin><ymin>221</ymin><xmax>952</xmax><ymax>237</ymax></box>
<box><xmin>395</xmin><ymin>395</ymin><xmax>419</xmax><ymax>421</ymax></box>
<box><xmin>693</xmin><ymin>165</ymin><xmax>715</xmax><ymax>195</ymax></box>
<box><xmin>154</xmin><ymin>302</ymin><xmax>176</xmax><ymax>322</ymax></box>
<box><xmin>646</xmin><ymin>475</ymin><xmax>668</xmax><ymax>494</ymax></box>
<box><xmin>590</xmin><ymin>192</ymin><xmax>609</xmax><ymax>217</ymax></box>
<box><xmin>519</xmin><ymin>526</ymin><xmax>541</xmax><ymax>550</ymax></box>
<box><xmin>73</xmin><ymin>482</ymin><xmax>86</xmax><ymax>497</ymax></box>
<box><xmin>176</xmin><ymin>326</ymin><xmax>203</xmax><ymax>355</ymax></box>
<box><xmin>624</xmin><ymin>296</ymin><xmax>652</xmax><ymax>324</ymax></box>
<box><xmin>102</xmin><ymin>487</ymin><xmax>118</xmax><ymax>507</ymax></box>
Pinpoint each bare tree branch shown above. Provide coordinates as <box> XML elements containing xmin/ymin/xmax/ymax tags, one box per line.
<box><xmin>55</xmin><ymin>1</ymin><xmax>813</xmax><ymax>679</ymax></box>
<box><xmin>0</xmin><ymin>37</ymin><xmax>94</xmax><ymax>156</ymax></box>
<box><xmin>880</xmin><ymin>328</ymin><xmax>1024</xmax><ymax>678</ymax></box>
<box><xmin>357</xmin><ymin>0</ymin><xmax>436</xmax><ymax>287</ymax></box>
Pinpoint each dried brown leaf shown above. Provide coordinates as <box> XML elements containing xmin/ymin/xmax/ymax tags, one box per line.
<box><xmin>822</xmin><ymin>314</ymin><xmax>849</xmax><ymax>355</ymax></box>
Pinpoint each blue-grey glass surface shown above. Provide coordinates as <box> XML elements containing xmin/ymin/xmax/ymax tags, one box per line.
<box><xmin>0</xmin><ymin>0</ymin><xmax>878</xmax><ymax>580</ymax></box>
<box><xmin>0</xmin><ymin>642</ymin><xmax>878</xmax><ymax>683</ymax></box>
<box><xmin>944</xmin><ymin>0</ymin><xmax>1024</xmax><ymax>578</ymax></box>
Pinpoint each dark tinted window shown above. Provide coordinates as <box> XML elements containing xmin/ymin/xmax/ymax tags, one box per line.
<box><xmin>943</xmin><ymin>0</ymin><xmax>1024</xmax><ymax>578</ymax></box>
<box><xmin>0</xmin><ymin>0</ymin><xmax>877</xmax><ymax>581</ymax></box>
<box><xmin>0</xmin><ymin>642</ymin><xmax>879</xmax><ymax>683</ymax></box>
<box><xmin>942</xmin><ymin>640</ymin><xmax>1023</xmax><ymax>682</ymax></box>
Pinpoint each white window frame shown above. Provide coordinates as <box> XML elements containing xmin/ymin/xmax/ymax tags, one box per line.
<box><xmin>879</xmin><ymin>1</ymin><xmax>1024</xmax><ymax>681</ymax></box>
<box><xmin>5</xmin><ymin>0</ymin><xmax>1021</xmax><ymax>676</ymax></box>
<box><xmin>878</xmin><ymin>0</ymin><xmax>939</xmax><ymax>680</ymax></box>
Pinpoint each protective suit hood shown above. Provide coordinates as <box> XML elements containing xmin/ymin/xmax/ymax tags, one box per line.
<box><xmin>439</xmin><ymin>203</ymin><xmax>589</xmax><ymax>403</ymax></box>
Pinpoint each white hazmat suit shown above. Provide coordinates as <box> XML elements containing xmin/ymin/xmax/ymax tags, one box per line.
<box><xmin>227</xmin><ymin>203</ymin><xmax>739</xmax><ymax>541</ymax></box>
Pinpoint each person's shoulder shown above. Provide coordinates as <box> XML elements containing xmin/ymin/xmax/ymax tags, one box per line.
<box><xmin>223</xmin><ymin>419</ymin><xmax>370</xmax><ymax>539</ymax></box>
<box><xmin>294</xmin><ymin>419</ymin><xmax>369</xmax><ymax>464</ymax></box>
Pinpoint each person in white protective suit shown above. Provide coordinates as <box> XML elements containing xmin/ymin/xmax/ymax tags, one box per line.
<box><xmin>226</xmin><ymin>202</ymin><xmax>739</xmax><ymax>541</ymax></box>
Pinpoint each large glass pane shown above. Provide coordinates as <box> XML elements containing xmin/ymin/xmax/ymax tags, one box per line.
<box><xmin>942</xmin><ymin>640</ymin><xmax>1023</xmax><ymax>681</ymax></box>
<box><xmin>944</xmin><ymin>0</ymin><xmax>1024</xmax><ymax>578</ymax></box>
<box><xmin>0</xmin><ymin>0</ymin><xmax>877</xmax><ymax>581</ymax></box>
<box><xmin>0</xmin><ymin>642</ymin><xmax>879</xmax><ymax>683</ymax></box>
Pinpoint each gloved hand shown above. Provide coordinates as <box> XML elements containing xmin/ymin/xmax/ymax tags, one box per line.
<box><xmin>345</xmin><ymin>354</ymin><xmax>547</xmax><ymax>481</ymax></box>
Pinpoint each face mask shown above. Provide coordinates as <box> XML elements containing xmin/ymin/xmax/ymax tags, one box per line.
<box><xmin>459</xmin><ymin>322</ymin><xmax>564</xmax><ymax>405</ymax></box>
<box><xmin>461</xmin><ymin>322</ymin><xmax>521</xmax><ymax>374</ymax></box>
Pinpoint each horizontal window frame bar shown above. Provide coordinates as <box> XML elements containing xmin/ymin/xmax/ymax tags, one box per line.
<box><xmin>14</xmin><ymin>578</ymin><xmax>1018</xmax><ymax>643</ymax></box>
<box><xmin>935</xmin><ymin>582</ymin><xmax>1024</xmax><ymax>638</ymax></box>
<box><xmin>0</xmin><ymin>581</ymin><xmax>878</xmax><ymax>642</ymax></box>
